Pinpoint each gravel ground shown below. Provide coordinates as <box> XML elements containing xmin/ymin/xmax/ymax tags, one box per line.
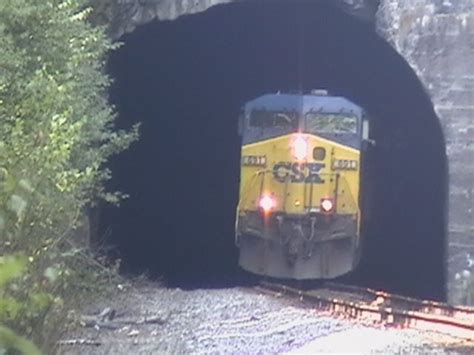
<box><xmin>57</xmin><ymin>280</ymin><xmax>473</xmax><ymax>354</ymax></box>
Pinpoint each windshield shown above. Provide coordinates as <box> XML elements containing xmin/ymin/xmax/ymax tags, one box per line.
<box><xmin>305</xmin><ymin>112</ymin><xmax>358</xmax><ymax>134</ymax></box>
<box><xmin>249</xmin><ymin>110</ymin><xmax>299</xmax><ymax>129</ymax></box>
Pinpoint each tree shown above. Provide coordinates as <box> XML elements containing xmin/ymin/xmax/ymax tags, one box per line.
<box><xmin>0</xmin><ymin>0</ymin><xmax>137</xmax><ymax>350</ymax></box>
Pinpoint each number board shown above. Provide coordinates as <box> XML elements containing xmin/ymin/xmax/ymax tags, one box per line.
<box><xmin>332</xmin><ymin>159</ymin><xmax>358</xmax><ymax>170</ymax></box>
<box><xmin>242</xmin><ymin>155</ymin><xmax>267</xmax><ymax>167</ymax></box>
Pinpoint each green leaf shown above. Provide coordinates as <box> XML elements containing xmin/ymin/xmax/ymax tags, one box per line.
<box><xmin>30</xmin><ymin>292</ymin><xmax>53</xmax><ymax>310</ymax></box>
<box><xmin>0</xmin><ymin>325</ymin><xmax>41</xmax><ymax>355</ymax></box>
<box><xmin>0</xmin><ymin>256</ymin><xmax>26</xmax><ymax>287</ymax></box>
<box><xmin>0</xmin><ymin>297</ymin><xmax>22</xmax><ymax>319</ymax></box>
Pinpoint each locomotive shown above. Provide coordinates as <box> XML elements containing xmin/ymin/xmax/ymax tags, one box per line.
<box><xmin>235</xmin><ymin>91</ymin><xmax>372</xmax><ymax>279</ymax></box>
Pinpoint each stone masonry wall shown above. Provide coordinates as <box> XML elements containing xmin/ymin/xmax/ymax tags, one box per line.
<box><xmin>377</xmin><ymin>0</ymin><xmax>474</xmax><ymax>305</ymax></box>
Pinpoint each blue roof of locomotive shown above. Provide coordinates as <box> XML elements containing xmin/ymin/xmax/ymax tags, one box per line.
<box><xmin>244</xmin><ymin>93</ymin><xmax>363</xmax><ymax>116</ymax></box>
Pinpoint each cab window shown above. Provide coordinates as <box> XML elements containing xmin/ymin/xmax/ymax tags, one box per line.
<box><xmin>305</xmin><ymin>112</ymin><xmax>358</xmax><ymax>134</ymax></box>
<box><xmin>249</xmin><ymin>110</ymin><xmax>298</xmax><ymax>129</ymax></box>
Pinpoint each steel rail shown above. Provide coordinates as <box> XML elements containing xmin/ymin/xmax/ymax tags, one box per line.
<box><xmin>257</xmin><ymin>281</ymin><xmax>474</xmax><ymax>340</ymax></box>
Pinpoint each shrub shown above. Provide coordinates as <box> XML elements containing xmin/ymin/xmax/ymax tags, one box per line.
<box><xmin>0</xmin><ymin>0</ymin><xmax>137</xmax><ymax>351</ymax></box>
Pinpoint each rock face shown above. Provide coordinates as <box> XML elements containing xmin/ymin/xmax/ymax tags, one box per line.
<box><xmin>92</xmin><ymin>0</ymin><xmax>379</xmax><ymax>39</ymax></box>
<box><xmin>337</xmin><ymin>0</ymin><xmax>381</xmax><ymax>22</ymax></box>
<box><xmin>92</xmin><ymin>0</ymin><xmax>232</xmax><ymax>38</ymax></box>
<box><xmin>94</xmin><ymin>0</ymin><xmax>473</xmax><ymax>305</ymax></box>
<box><xmin>377</xmin><ymin>0</ymin><xmax>474</xmax><ymax>305</ymax></box>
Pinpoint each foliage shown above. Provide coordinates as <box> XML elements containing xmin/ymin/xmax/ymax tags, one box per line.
<box><xmin>0</xmin><ymin>0</ymin><xmax>138</xmax><ymax>351</ymax></box>
<box><xmin>0</xmin><ymin>256</ymin><xmax>40</xmax><ymax>355</ymax></box>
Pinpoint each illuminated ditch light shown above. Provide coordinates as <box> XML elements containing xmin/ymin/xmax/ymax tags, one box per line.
<box><xmin>321</xmin><ymin>198</ymin><xmax>335</xmax><ymax>213</ymax></box>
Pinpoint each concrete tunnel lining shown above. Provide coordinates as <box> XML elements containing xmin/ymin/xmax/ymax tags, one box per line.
<box><xmin>101</xmin><ymin>0</ymin><xmax>448</xmax><ymax>300</ymax></box>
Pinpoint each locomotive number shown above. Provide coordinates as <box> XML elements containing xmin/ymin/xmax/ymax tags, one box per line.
<box><xmin>242</xmin><ymin>155</ymin><xmax>267</xmax><ymax>167</ymax></box>
<box><xmin>332</xmin><ymin>159</ymin><xmax>358</xmax><ymax>170</ymax></box>
<box><xmin>273</xmin><ymin>162</ymin><xmax>325</xmax><ymax>184</ymax></box>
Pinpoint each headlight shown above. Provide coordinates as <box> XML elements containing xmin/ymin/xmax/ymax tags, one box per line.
<box><xmin>292</xmin><ymin>135</ymin><xmax>308</xmax><ymax>161</ymax></box>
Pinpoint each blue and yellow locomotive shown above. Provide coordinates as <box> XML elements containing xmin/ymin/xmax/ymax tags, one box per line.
<box><xmin>235</xmin><ymin>91</ymin><xmax>371</xmax><ymax>279</ymax></box>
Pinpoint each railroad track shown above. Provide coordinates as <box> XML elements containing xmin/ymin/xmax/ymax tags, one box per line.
<box><xmin>256</xmin><ymin>281</ymin><xmax>474</xmax><ymax>341</ymax></box>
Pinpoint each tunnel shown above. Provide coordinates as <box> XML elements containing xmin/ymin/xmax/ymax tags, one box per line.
<box><xmin>101</xmin><ymin>0</ymin><xmax>448</xmax><ymax>300</ymax></box>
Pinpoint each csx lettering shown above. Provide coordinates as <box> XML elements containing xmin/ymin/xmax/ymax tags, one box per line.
<box><xmin>273</xmin><ymin>162</ymin><xmax>325</xmax><ymax>184</ymax></box>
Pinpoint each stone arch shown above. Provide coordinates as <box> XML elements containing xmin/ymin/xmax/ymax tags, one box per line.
<box><xmin>102</xmin><ymin>0</ymin><xmax>447</xmax><ymax>300</ymax></box>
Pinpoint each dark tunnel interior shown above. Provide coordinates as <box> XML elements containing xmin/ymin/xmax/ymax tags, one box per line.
<box><xmin>102</xmin><ymin>0</ymin><xmax>447</xmax><ymax>300</ymax></box>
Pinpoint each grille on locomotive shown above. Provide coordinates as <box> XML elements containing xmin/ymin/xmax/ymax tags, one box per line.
<box><xmin>235</xmin><ymin>91</ymin><xmax>371</xmax><ymax>279</ymax></box>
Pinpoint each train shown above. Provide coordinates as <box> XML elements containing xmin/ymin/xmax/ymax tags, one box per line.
<box><xmin>235</xmin><ymin>90</ymin><xmax>372</xmax><ymax>279</ymax></box>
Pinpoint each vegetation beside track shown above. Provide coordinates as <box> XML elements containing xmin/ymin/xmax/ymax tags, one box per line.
<box><xmin>0</xmin><ymin>0</ymin><xmax>138</xmax><ymax>352</ymax></box>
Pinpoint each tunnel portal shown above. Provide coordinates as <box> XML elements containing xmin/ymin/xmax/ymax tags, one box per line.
<box><xmin>103</xmin><ymin>0</ymin><xmax>447</xmax><ymax>300</ymax></box>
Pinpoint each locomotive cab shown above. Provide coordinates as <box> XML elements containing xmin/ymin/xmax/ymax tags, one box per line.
<box><xmin>235</xmin><ymin>91</ymin><xmax>370</xmax><ymax>279</ymax></box>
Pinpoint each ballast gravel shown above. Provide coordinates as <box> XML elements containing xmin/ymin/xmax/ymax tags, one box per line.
<box><xmin>58</xmin><ymin>281</ymin><xmax>473</xmax><ymax>354</ymax></box>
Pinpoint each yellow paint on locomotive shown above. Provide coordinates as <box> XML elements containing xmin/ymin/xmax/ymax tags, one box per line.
<box><xmin>238</xmin><ymin>133</ymin><xmax>360</xmax><ymax>224</ymax></box>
